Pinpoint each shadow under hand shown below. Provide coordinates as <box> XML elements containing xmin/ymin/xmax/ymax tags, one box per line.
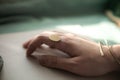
<box><xmin>27</xmin><ymin>44</ymin><xmax>120</xmax><ymax>80</ymax></box>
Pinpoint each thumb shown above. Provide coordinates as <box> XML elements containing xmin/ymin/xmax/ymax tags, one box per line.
<box><xmin>38</xmin><ymin>55</ymin><xmax>74</xmax><ymax>71</ymax></box>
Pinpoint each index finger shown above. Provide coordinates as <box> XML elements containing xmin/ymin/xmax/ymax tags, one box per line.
<box><xmin>26</xmin><ymin>33</ymin><xmax>78</xmax><ymax>57</ymax></box>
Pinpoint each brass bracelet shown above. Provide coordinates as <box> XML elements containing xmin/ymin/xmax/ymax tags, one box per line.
<box><xmin>99</xmin><ymin>39</ymin><xmax>120</xmax><ymax>65</ymax></box>
<box><xmin>108</xmin><ymin>46</ymin><xmax>120</xmax><ymax>65</ymax></box>
<box><xmin>99</xmin><ymin>42</ymin><xmax>104</xmax><ymax>56</ymax></box>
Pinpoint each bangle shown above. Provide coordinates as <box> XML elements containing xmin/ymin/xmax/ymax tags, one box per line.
<box><xmin>99</xmin><ymin>39</ymin><xmax>120</xmax><ymax>65</ymax></box>
<box><xmin>108</xmin><ymin>46</ymin><xmax>120</xmax><ymax>65</ymax></box>
<box><xmin>99</xmin><ymin>42</ymin><xmax>104</xmax><ymax>56</ymax></box>
<box><xmin>98</xmin><ymin>39</ymin><xmax>109</xmax><ymax>56</ymax></box>
<box><xmin>101</xmin><ymin>39</ymin><xmax>120</xmax><ymax>65</ymax></box>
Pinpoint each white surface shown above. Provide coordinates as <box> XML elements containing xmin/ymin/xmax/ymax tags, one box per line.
<box><xmin>57</xmin><ymin>21</ymin><xmax>120</xmax><ymax>43</ymax></box>
<box><xmin>0</xmin><ymin>30</ymin><xmax>80</xmax><ymax>80</ymax></box>
<box><xmin>0</xmin><ymin>29</ymin><xmax>119</xmax><ymax>80</ymax></box>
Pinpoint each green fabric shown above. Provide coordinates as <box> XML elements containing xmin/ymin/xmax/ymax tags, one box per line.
<box><xmin>0</xmin><ymin>0</ymin><xmax>108</xmax><ymax>17</ymax></box>
<box><xmin>0</xmin><ymin>14</ymin><xmax>120</xmax><ymax>45</ymax></box>
<box><xmin>0</xmin><ymin>14</ymin><xmax>105</xmax><ymax>34</ymax></box>
<box><xmin>0</xmin><ymin>0</ymin><xmax>108</xmax><ymax>26</ymax></box>
<box><xmin>0</xmin><ymin>0</ymin><xmax>119</xmax><ymax>45</ymax></box>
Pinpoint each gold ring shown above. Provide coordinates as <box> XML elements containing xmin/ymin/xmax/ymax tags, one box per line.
<box><xmin>49</xmin><ymin>34</ymin><xmax>61</xmax><ymax>42</ymax></box>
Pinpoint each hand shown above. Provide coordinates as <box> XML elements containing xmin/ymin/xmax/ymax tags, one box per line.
<box><xmin>23</xmin><ymin>31</ymin><xmax>119</xmax><ymax>76</ymax></box>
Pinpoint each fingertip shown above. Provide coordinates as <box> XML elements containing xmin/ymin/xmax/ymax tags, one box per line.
<box><xmin>26</xmin><ymin>54</ymin><xmax>34</xmax><ymax>59</ymax></box>
<box><xmin>23</xmin><ymin>43</ymin><xmax>27</xmax><ymax>49</ymax></box>
<box><xmin>26</xmin><ymin>49</ymin><xmax>32</xmax><ymax>57</ymax></box>
<box><xmin>26</xmin><ymin>54</ymin><xmax>30</xmax><ymax>57</ymax></box>
<box><xmin>23</xmin><ymin>39</ymin><xmax>32</xmax><ymax>49</ymax></box>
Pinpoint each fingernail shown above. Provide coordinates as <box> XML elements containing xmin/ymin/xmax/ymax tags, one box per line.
<box><xmin>26</xmin><ymin>54</ymin><xmax>32</xmax><ymax>57</ymax></box>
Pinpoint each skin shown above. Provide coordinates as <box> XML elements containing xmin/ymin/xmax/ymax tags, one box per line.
<box><xmin>23</xmin><ymin>31</ymin><xmax>120</xmax><ymax>76</ymax></box>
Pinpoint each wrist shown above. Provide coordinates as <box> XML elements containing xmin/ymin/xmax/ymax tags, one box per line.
<box><xmin>103</xmin><ymin>46</ymin><xmax>120</xmax><ymax>71</ymax></box>
<box><xmin>112</xmin><ymin>45</ymin><xmax>120</xmax><ymax>67</ymax></box>
<box><xmin>112</xmin><ymin>45</ymin><xmax>120</xmax><ymax>60</ymax></box>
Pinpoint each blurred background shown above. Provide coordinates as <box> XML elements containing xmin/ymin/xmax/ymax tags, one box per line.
<box><xmin>0</xmin><ymin>0</ymin><xmax>120</xmax><ymax>44</ymax></box>
<box><xmin>0</xmin><ymin>1</ymin><xmax>120</xmax><ymax>80</ymax></box>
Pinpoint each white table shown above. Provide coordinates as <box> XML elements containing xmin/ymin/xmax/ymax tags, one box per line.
<box><xmin>0</xmin><ymin>29</ymin><xmax>119</xmax><ymax>80</ymax></box>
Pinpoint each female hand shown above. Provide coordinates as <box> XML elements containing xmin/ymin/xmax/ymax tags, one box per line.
<box><xmin>23</xmin><ymin>31</ymin><xmax>119</xmax><ymax>76</ymax></box>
